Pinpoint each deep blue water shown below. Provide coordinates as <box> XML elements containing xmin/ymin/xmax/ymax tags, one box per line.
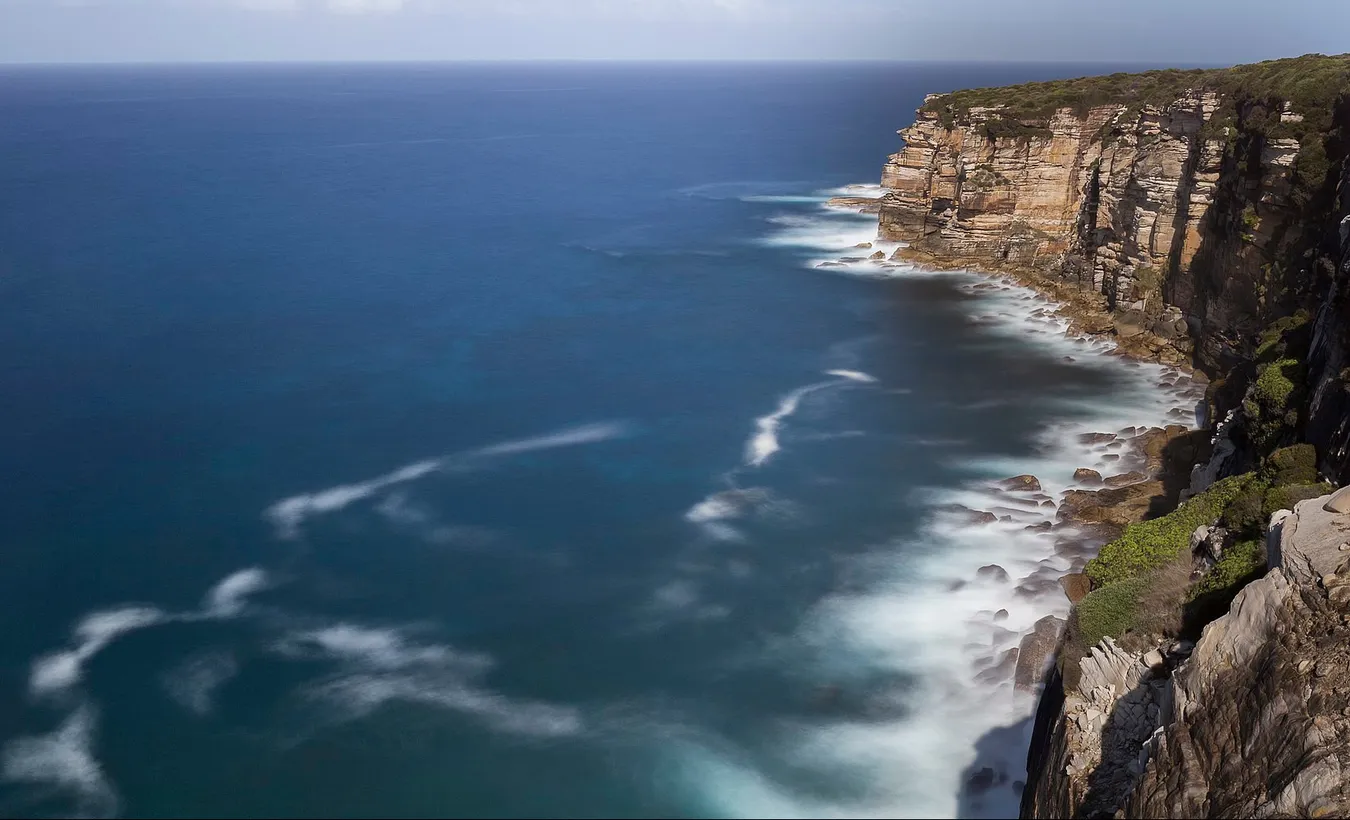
<box><xmin>0</xmin><ymin>62</ymin><xmax>1185</xmax><ymax>819</ymax></box>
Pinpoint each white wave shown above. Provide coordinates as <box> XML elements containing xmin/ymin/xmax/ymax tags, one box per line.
<box><xmin>30</xmin><ymin>568</ymin><xmax>272</xmax><ymax>700</ymax></box>
<box><xmin>760</xmin><ymin>213</ymin><xmax>882</xmax><ymax>253</ymax></box>
<box><xmin>279</xmin><ymin>622</ymin><xmax>582</xmax><ymax>738</ymax></box>
<box><xmin>265</xmin><ymin>421</ymin><xmax>631</xmax><ymax>539</ymax></box>
<box><xmin>825</xmin><ymin>370</ymin><xmax>877</xmax><ymax>383</ymax></box>
<box><xmin>742</xmin><ymin>195</ymin><xmax>832</xmax><ymax>204</ymax></box>
<box><xmin>202</xmin><ymin>568</ymin><xmax>270</xmax><ymax>618</ymax></box>
<box><xmin>162</xmin><ymin>651</ymin><xmax>238</xmax><ymax>717</ymax></box>
<box><xmin>747</xmin><ymin>384</ymin><xmax>824</xmax><ymax>467</ymax></box>
<box><xmin>31</xmin><ymin>607</ymin><xmax>166</xmax><ymax>699</ymax></box>
<box><xmin>2</xmin><ymin>705</ymin><xmax>117</xmax><ymax>819</ymax></box>
<box><xmin>469</xmin><ymin>421</ymin><xmax>630</xmax><ymax>458</ymax></box>
<box><xmin>312</xmin><ymin>673</ymin><xmax>583</xmax><ymax>738</ymax></box>
<box><xmin>746</xmin><ymin>371</ymin><xmax>877</xmax><ymax>468</ymax></box>
<box><xmin>821</xmin><ymin>183</ymin><xmax>886</xmax><ymax>197</ymax></box>
<box><xmin>266</xmin><ymin>459</ymin><xmax>442</xmax><ymax>540</ymax></box>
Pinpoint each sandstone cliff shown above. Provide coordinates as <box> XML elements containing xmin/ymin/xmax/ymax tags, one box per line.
<box><xmin>871</xmin><ymin>56</ymin><xmax>1350</xmax><ymax>818</ymax></box>
<box><xmin>878</xmin><ymin>57</ymin><xmax>1350</xmax><ymax>481</ymax></box>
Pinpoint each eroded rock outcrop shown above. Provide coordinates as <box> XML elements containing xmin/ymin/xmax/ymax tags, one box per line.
<box><xmin>1022</xmin><ymin>494</ymin><xmax>1350</xmax><ymax>818</ymax></box>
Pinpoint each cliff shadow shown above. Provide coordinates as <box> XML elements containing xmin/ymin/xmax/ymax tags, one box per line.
<box><xmin>1145</xmin><ymin>428</ymin><xmax>1214</xmax><ymax>519</ymax></box>
<box><xmin>1077</xmin><ymin>665</ymin><xmax>1170</xmax><ymax>819</ymax></box>
<box><xmin>955</xmin><ymin>714</ymin><xmax>1035</xmax><ymax>819</ymax></box>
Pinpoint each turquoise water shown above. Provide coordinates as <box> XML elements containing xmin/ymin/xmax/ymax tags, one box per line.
<box><xmin>0</xmin><ymin>62</ymin><xmax>1198</xmax><ymax>818</ymax></box>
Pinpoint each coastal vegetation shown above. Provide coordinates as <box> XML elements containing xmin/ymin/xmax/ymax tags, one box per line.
<box><xmin>921</xmin><ymin>53</ymin><xmax>1350</xmax><ymax>129</ymax></box>
<box><xmin>1063</xmin><ymin>442</ymin><xmax>1331</xmax><ymax>683</ymax></box>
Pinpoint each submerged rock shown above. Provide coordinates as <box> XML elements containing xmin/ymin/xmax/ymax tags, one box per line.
<box><xmin>977</xmin><ymin>564</ymin><xmax>1010</xmax><ymax>583</ymax></box>
<box><xmin>1078</xmin><ymin>432</ymin><xmax>1118</xmax><ymax>445</ymax></box>
<box><xmin>1000</xmin><ymin>474</ymin><xmax>1043</xmax><ymax>492</ymax></box>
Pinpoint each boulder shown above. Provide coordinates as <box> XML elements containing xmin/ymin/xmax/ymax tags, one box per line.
<box><xmin>977</xmin><ymin>564</ymin><xmax>1010</xmax><ymax>583</ymax></box>
<box><xmin>1000</xmin><ymin>474</ymin><xmax>1043</xmax><ymax>492</ymax></box>
<box><xmin>1074</xmin><ymin>468</ymin><xmax>1103</xmax><ymax>484</ymax></box>
<box><xmin>966</xmin><ymin>766</ymin><xmax>998</xmax><ymax>794</ymax></box>
<box><xmin>1060</xmin><ymin>572</ymin><xmax>1091</xmax><ymax>603</ymax></box>
<box><xmin>1015</xmin><ymin>615</ymin><xmax>1065</xmax><ymax>692</ymax></box>
<box><xmin>1058</xmin><ymin>481</ymin><xmax>1164</xmax><ymax>528</ymax></box>
<box><xmin>941</xmin><ymin>504</ymin><xmax>999</xmax><ymax>525</ymax></box>
<box><xmin>869</xmin><ymin>250</ymin><xmax>886</xmax><ymax>260</ymax></box>
<box><xmin>1078</xmin><ymin>432</ymin><xmax>1118</xmax><ymax>444</ymax></box>
<box><xmin>1104</xmin><ymin>470</ymin><xmax>1148</xmax><ymax>488</ymax></box>
<box><xmin>1115</xmin><ymin>310</ymin><xmax>1149</xmax><ymax>338</ymax></box>
<box><xmin>854</xmin><ymin>242</ymin><xmax>873</xmax><ymax>249</ymax></box>
<box><xmin>1324</xmin><ymin>486</ymin><xmax>1350</xmax><ymax>514</ymax></box>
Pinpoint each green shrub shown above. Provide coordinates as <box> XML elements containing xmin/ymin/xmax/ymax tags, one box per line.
<box><xmin>1254</xmin><ymin>311</ymin><xmax>1311</xmax><ymax>364</ymax></box>
<box><xmin>1263</xmin><ymin>482</ymin><xmax>1333</xmax><ymax>519</ymax></box>
<box><xmin>1189</xmin><ymin>539</ymin><xmax>1266</xmax><ymax>600</ymax></box>
<box><xmin>1255</xmin><ymin>359</ymin><xmax>1299</xmax><ymax>408</ymax></box>
<box><xmin>1086</xmin><ymin>474</ymin><xmax>1256</xmax><ymax>587</ymax></box>
<box><xmin>1222</xmin><ymin>478</ymin><xmax>1272</xmax><ymax>537</ymax></box>
<box><xmin>1076</xmin><ymin>577</ymin><xmax>1149</xmax><ymax>648</ymax></box>
<box><xmin>1263</xmin><ymin>443</ymin><xmax>1319</xmax><ymax>485</ymax></box>
<box><xmin>1246</xmin><ymin>359</ymin><xmax>1306</xmax><ymax>454</ymax></box>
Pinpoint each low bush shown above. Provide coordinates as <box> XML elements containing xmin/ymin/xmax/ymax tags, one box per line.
<box><xmin>1085</xmin><ymin>474</ymin><xmax>1255</xmax><ymax>587</ymax></box>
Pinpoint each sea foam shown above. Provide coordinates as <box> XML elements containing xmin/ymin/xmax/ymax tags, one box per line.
<box><xmin>664</xmin><ymin>191</ymin><xmax>1206</xmax><ymax>819</ymax></box>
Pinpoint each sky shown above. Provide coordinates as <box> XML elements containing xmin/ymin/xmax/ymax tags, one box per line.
<box><xmin>0</xmin><ymin>0</ymin><xmax>1347</xmax><ymax>64</ymax></box>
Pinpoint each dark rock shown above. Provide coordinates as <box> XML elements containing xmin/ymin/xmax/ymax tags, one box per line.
<box><xmin>1024</xmin><ymin>521</ymin><xmax>1054</xmax><ymax>532</ymax></box>
<box><xmin>977</xmin><ymin>564</ymin><xmax>1010</xmax><ymax>583</ymax></box>
<box><xmin>966</xmin><ymin>766</ymin><xmax>998</xmax><ymax>794</ymax></box>
<box><xmin>1015</xmin><ymin>577</ymin><xmax>1062</xmax><ymax>598</ymax></box>
<box><xmin>994</xmin><ymin>608</ymin><xmax>1010</xmax><ymax>623</ymax></box>
<box><xmin>1151</xmin><ymin>318</ymin><xmax>1181</xmax><ymax>339</ymax></box>
<box><xmin>1015</xmin><ymin>615</ymin><xmax>1064</xmax><ymax>692</ymax></box>
<box><xmin>940</xmin><ymin>504</ymin><xmax>999</xmax><ymax>525</ymax></box>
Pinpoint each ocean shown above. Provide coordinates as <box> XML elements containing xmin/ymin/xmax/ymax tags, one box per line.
<box><xmin>0</xmin><ymin>62</ymin><xmax>1202</xmax><ymax>819</ymax></box>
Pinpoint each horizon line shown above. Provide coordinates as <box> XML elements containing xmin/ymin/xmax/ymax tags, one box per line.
<box><xmin>0</xmin><ymin>57</ymin><xmax>1228</xmax><ymax>68</ymax></box>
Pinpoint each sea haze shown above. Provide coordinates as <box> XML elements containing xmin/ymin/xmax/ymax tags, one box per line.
<box><xmin>0</xmin><ymin>62</ymin><xmax>1197</xmax><ymax>818</ymax></box>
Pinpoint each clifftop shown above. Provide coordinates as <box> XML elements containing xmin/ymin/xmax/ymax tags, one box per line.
<box><xmin>921</xmin><ymin>54</ymin><xmax>1350</xmax><ymax>151</ymax></box>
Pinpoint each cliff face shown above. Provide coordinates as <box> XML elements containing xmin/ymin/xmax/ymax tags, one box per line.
<box><xmin>872</xmin><ymin>58</ymin><xmax>1350</xmax><ymax>819</ymax></box>
<box><xmin>879</xmin><ymin>79</ymin><xmax>1350</xmax><ymax>482</ymax></box>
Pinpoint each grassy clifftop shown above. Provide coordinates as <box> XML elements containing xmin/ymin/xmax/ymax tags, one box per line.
<box><xmin>921</xmin><ymin>54</ymin><xmax>1350</xmax><ymax>124</ymax></box>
